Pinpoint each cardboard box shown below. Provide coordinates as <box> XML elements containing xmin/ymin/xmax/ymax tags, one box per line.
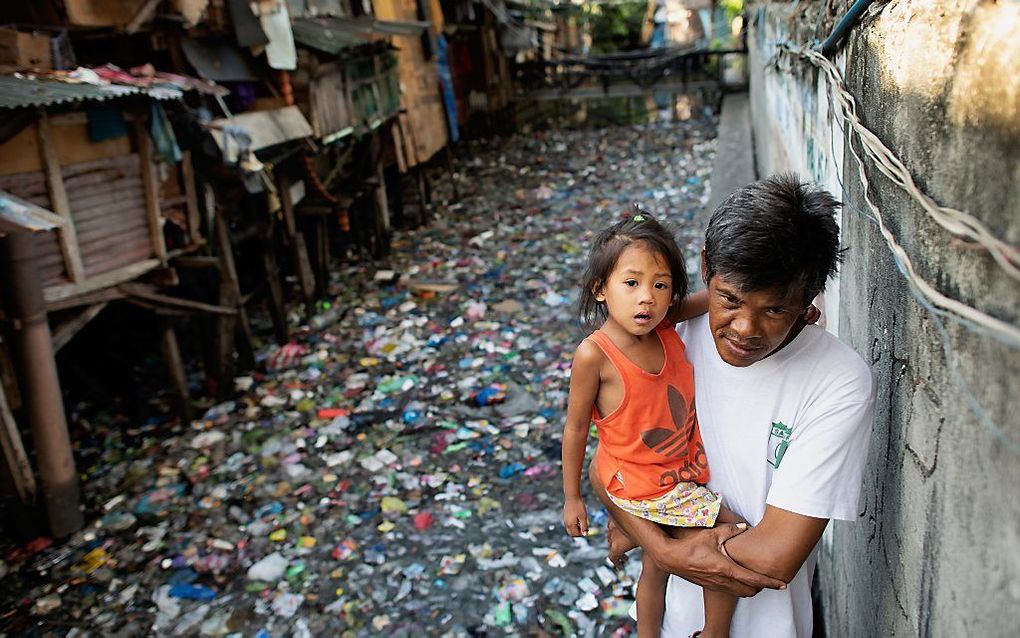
<box><xmin>0</xmin><ymin>28</ymin><xmax>52</xmax><ymax>70</ymax></box>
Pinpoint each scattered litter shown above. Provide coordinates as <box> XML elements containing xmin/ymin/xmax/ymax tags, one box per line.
<box><xmin>0</xmin><ymin>120</ymin><xmax>716</xmax><ymax>635</ymax></box>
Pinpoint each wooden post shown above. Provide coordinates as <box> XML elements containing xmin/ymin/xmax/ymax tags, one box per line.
<box><xmin>0</xmin><ymin>232</ymin><xmax>82</xmax><ymax>537</ymax></box>
<box><xmin>261</xmin><ymin>235</ymin><xmax>289</xmax><ymax>346</ymax></box>
<box><xmin>368</xmin><ymin>132</ymin><xmax>390</xmax><ymax>258</ymax></box>
<box><xmin>212</xmin><ymin>212</ymin><xmax>255</xmax><ymax>369</ymax></box>
<box><xmin>160</xmin><ymin>318</ymin><xmax>192</xmax><ymax>422</ymax></box>
<box><xmin>314</xmin><ymin>215</ymin><xmax>329</xmax><ymax>298</ymax></box>
<box><xmin>135</xmin><ymin>117</ymin><xmax>169</xmax><ymax>264</ymax></box>
<box><xmin>181</xmin><ymin>151</ymin><xmax>202</xmax><ymax>246</ymax></box>
<box><xmin>276</xmin><ymin>172</ymin><xmax>316</xmax><ymax>315</ymax></box>
<box><xmin>0</xmin><ymin>375</ymin><xmax>36</xmax><ymax>505</ymax></box>
<box><xmin>36</xmin><ymin>112</ymin><xmax>85</xmax><ymax>282</ymax></box>
<box><xmin>394</xmin><ymin>117</ymin><xmax>429</xmax><ymax>226</ymax></box>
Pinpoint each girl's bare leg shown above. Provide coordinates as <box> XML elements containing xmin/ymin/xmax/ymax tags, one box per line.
<box><xmin>637</xmin><ymin>551</ymin><xmax>668</xmax><ymax>638</ymax></box>
<box><xmin>700</xmin><ymin>588</ymin><xmax>737</xmax><ymax>637</ymax></box>
<box><xmin>697</xmin><ymin>505</ymin><xmax>743</xmax><ymax>637</ymax></box>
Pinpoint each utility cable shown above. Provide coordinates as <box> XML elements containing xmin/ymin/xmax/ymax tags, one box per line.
<box><xmin>765</xmin><ymin>42</ymin><xmax>1020</xmax><ymax>349</ymax></box>
<box><xmin>775</xmin><ymin>42</ymin><xmax>1020</xmax><ymax>281</ymax></box>
<box><xmin>821</xmin><ymin>112</ymin><xmax>1020</xmax><ymax>452</ymax></box>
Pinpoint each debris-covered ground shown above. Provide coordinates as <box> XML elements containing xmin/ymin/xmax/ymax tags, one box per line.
<box><xmin>1</xmin><ymin>117</ymin><xmax>716</xmax><ymax>637</ymax></box>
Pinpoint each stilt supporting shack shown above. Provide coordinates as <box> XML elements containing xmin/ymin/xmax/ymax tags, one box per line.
<box><xmin>160</xmin><ymin>318</ymin><xmax>192</xmax><ymax>423</ymax></box>
<box><xmin>276</xmin><ymin>172</ymin><xmax>316</xmax><ymax>317</ymax></box>
<box><xmin>0</xmin><ymin>373</ymin><xmax>35</xmax><ymax>505</ymax></box>
<box><xmin>0</xmin><ymin>231</ymin><xmax>83</xmax><ymax>537</ymax></box>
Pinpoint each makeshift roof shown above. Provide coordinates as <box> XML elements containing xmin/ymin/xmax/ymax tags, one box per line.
<box><xmin>0</xmin><ymin>191</ymin><xmax>62</xmax><ymax>234</ymax></box>
<box><xmin>206</xmin><ymin>106</ymin><xmax>314</xmax><ymax>163</ymax></box>
<box><xmin>181</xmin><ymin>38</ymin><xmax>258</xmax><ymax>82</ymax></box>
<box><xmin>0</xmin><ymin>75</ymin><xmax>182</xmax><ymax>109</ymax></box>
<box><xmin>292</xmin><ymin>16</ymin><xmax>429</xmax><ymax>54</ymax></box>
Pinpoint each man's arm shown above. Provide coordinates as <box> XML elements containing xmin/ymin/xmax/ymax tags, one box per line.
<box><xmin>723</xmin><ymin>506</ymin><xmax>829</xmax><ymax>583</ymax></box>
<box><xmin>589</xmin><ymin>459</ymin><xmax>786</xmax><ymax>597</ymax></box>
<box><xmin>664</xmin><ymin>289</ymin><xmax>708</xmax><ymax>325</ymax></box>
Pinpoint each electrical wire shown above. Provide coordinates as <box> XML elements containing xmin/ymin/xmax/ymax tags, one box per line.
<box><xmin>764</xmin><ymin>41</ymin><xmax>1020</xmax><ymax>350</ymax></box>
<box><xmin>822</xmin><ymin>117</ymin><xmax>1020</xmax><ymax>452</ymax></box>
<box><xmin>775</xmin><ymin>42</ymin><xmax>1020</xmax><ymax>282</ymax></box>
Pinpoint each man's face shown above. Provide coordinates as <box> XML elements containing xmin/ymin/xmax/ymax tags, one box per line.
<box><xmin>706</xmin><ymin>272</ymin><xmax>809</xmax><ymax>367</ymax></box>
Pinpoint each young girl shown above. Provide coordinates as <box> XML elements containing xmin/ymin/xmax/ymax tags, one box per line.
<box><xmin>561</xmin><ymin>213</ymin><xmax>741</xmax><ymax>638</ymax></box>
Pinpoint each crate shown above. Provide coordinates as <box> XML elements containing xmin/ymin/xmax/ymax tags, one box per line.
<box><xmin>0</xmin><ymin>28</ymin><xmax>51</xmax><ymax>70</ymax></box>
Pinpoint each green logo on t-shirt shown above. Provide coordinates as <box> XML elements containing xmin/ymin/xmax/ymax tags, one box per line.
<box><xmin>767</xmin><ymin>421</ymin><xmax>793</xmax><ymax>469</ymax></box>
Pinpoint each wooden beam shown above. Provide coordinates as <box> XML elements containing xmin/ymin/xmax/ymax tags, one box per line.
<box><xmin>261</xmin><ymin>239</ymin><xmax>289</xmax><ymax>345</ymax></box>
<box><xmin>518</xmin><ymin>80</ymin><xmax>730</xmax><ymax>101</ymax></box>
<box><xmin>159</xmin><ymin>318</ymin><xmax>192</xmax><ymax>422</ymax></box>
<box><xmin>180</xmin><ymin>151</ymin><xmax>202</xmax><ymax>246</ymax></box>
<box><xmin>211</xmin><ymin>202</ymin><xmax>254</xmax><ymax>368</ymax></box>
<box><xmin>277</xmin><ymin>172</ymin><xmax>299</xmax><ymax>239</ymax></box>
<box><xmin>173</xmin><ymin>256</ymin><xmax>220</xmax><ymax>270</ymax></box>
<box><xmin>0</xmin><ymin>378</ymin><xmax>36</xmax><ymax>505</ymax></box>
<box><xmin>51</xmin><ymin>303</ymin><xmax>107</xmax><ymax>353</ymax></box>
<box><xmin>118</xmin><ymin>283</ymin><xmax>238</xmax><ymax>315</ymax></box>
<box><xmin>37</xmin><ymin>111</ymin><xmax>85</xmax><ymax>282</ymax></box>
<box><xmin>45</xmin><ymin>287</ymin><xmax>124</xmax><ymax>313</ymax></box>
<box><xmin>125</xmin><ymin>0</ymin><xmax>162</xmax><ymax>34</ymax></box>
<box><xmin>43</xmin><ymin>259</ymin><xmax>160</xmax><ymax>305</ymax></box>
<box><xmin>276</xmin><ymin>171</ymin><xmax>316</xmax><ymax>313</ymax></box>
<box><xmin>135</xmin><ymin>118</ymin><xmax>168</xmax><ymax>264</ymax></box>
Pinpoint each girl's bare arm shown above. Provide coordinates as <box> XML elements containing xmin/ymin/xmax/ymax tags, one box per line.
<box><xmin>561</xmin><ymin>340</ymin><xmax>602</xmax><ymax>535</ymax></box>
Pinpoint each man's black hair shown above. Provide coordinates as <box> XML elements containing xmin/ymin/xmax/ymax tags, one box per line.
<box><xmin>704</xmin><ymin>173</ymin><xmax>843</xmax><ymax>305</ymax></box>
<box><xmin>578</xmin><ymin>211</ymin><xmax>689</xmax><ymax>327</ymax></box>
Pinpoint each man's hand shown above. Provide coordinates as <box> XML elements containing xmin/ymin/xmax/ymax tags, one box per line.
<box><xmin>588</xmin><ymin>458</ymin><xmax>785</xmax><ymax>597</ymax></box>
<box><xmin>646</xmin><ymin>524</ymin><xmax>787</xmax><ymax>597</ymax></box>
<box><xmin>562</xmin><ymin>497</ymin><xmax>589</xmax><ymax>537</ymax></box>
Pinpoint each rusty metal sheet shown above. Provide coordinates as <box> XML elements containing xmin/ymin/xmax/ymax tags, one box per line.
<box><xmin>207</xmin><ymin>105</ymin><xmax>314</xmax><ymax>163</ymax></box>
<box><xmin>292</xmin><ymin>16</ymin><xmax>428</xmax><ymax>54</ymax></box>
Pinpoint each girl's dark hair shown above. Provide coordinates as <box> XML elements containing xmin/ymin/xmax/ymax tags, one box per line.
<box><xmin>578</xmin><ymin>211</ymin><xmax>689</xmax><ymax>326</ymax></box>
<box><xmin>704</xmin><ymin>173</ymin><xmax>842</xmax><ymax>305</ymax></box>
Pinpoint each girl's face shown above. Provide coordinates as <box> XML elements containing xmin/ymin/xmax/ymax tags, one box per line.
<box><xmin>595</xmin><ymin>242</ymin><xmax>673</xmax><ymax>337</ymax></box>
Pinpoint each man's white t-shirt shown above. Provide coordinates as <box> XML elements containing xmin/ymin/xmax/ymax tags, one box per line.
<box><xmin>660</xmin><ymin>315</ymin><xmax>874</xmax><ymax>637</ymax></box>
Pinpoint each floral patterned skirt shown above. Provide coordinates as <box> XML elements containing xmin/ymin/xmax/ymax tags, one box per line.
<box><xmin>607</xmin><ymin>477</ymin><xmax>721</xmax><ymax>527</ymax></box>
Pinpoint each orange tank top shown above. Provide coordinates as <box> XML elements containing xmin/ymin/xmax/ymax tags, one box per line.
<box><xmin>587</xmin><ymin>324</ymin><xmax>710</xmax><ymax>501</ymax></box>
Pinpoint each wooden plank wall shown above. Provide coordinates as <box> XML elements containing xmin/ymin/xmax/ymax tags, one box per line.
<box><xmin>373</xmin><ymin>0</ymin><xmax>448</xmax><ymax>165</ymax></box>
<box><xmin>66</xmin><ymin>155</ymin><xmax>153</xmax><ymax>276</ymax></box>
<box><xmin>0</xmin><ymin>154</ymin><xmax>153</xmax><ymax>279</ymax></box>
<box><xmin>0</xmin><ymin>171</ymin><xmax>69</xmax><ymax>287</ymax></box>
<box><xmin>310</xmin><ymin>66</ymin><xmax>354</xmax><ymax>139</ymax></box>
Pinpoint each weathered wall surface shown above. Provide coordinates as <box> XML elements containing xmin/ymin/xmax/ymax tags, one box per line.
<box><xmin>748</xmin><ymin>1</ymin><xmax>1020</xmax><ymax>635</ymax></box>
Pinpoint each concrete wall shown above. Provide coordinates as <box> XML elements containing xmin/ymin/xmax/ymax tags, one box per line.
<box><xmin>747</xmin><ymin>1</ymin><xmax>1020</xmax><ymax>635</ymax></box>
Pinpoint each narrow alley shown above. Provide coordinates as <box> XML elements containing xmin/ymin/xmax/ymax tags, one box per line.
<box><xmin>2</xmin><ymin>120</ymin><xmax>717</xmax><ymax>636</ymax></box>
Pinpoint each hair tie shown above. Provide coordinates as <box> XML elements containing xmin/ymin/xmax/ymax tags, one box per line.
<box><xmin>632</xmin><ymin>214</ymin><xmax>647</xmax><ymax>222</ymax></box>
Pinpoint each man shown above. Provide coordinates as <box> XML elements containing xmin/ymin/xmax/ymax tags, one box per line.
<box><xmin>591</xmin><ymin>174</ymin><xmax>875</xmax><ymax>637</ymax></box>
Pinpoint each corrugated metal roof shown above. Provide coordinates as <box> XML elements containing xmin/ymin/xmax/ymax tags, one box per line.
<box><xmin>0</xmin><ymin>76</ymin><xmax>183</xmax><ymax>109</ymax></box>
<box><xmin>293</xmin><ymin>17</ymin><xmax>429</xmax><ymax>55</ymax></box>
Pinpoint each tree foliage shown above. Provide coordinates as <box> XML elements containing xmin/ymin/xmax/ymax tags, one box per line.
<box><xmin>588</xmin><ymin>1</ymin><xmax>649</xmax><ymax>54</ymax></box>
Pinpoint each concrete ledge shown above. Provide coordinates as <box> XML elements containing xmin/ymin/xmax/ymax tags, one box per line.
<box><xmin>706</xmin><ymin>92</ymin><xmax>755</xmax><ymax>217</ymax></box>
